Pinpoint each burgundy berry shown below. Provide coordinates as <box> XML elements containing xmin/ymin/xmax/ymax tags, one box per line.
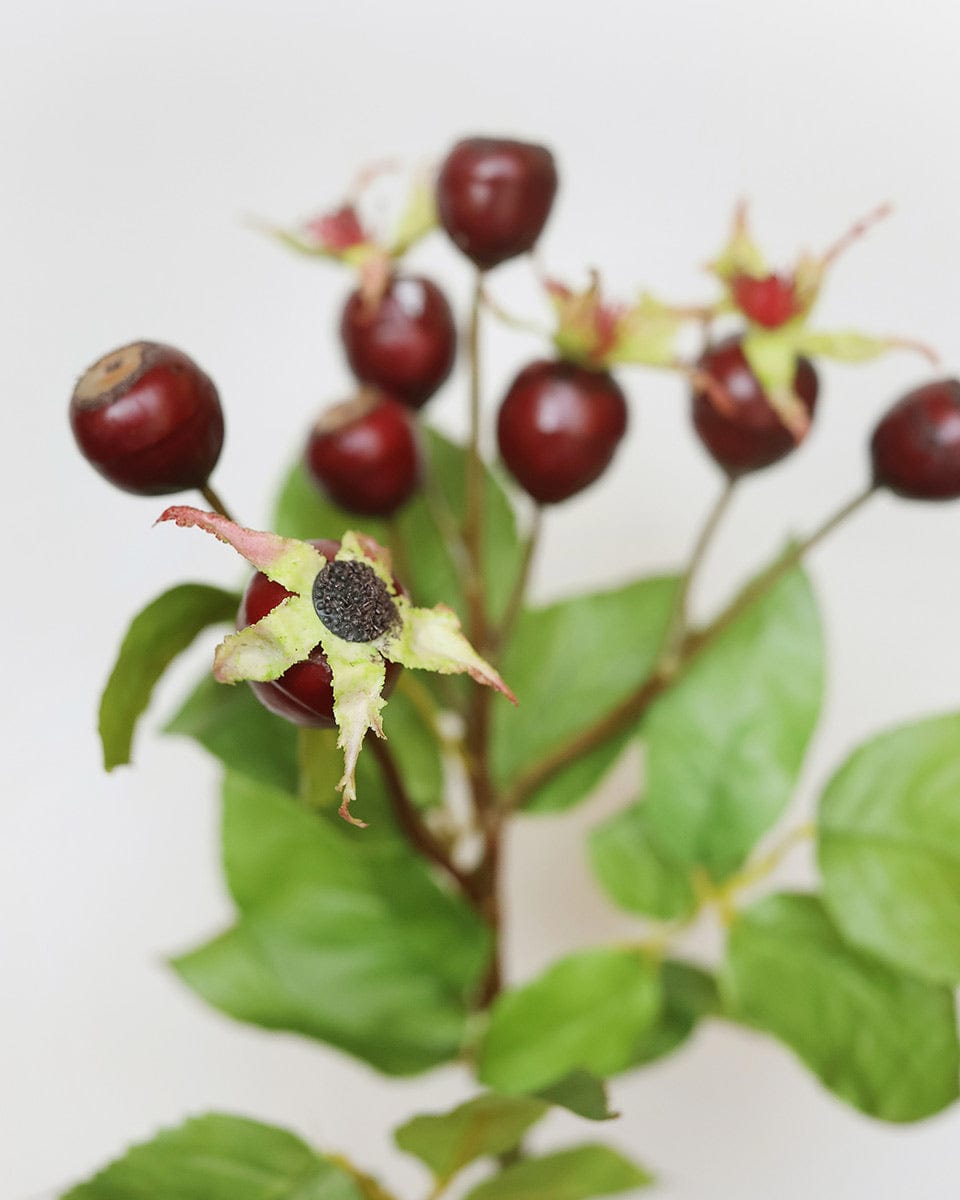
<box><xmin>691</xmin><ymin>335</ymin><xmax>819</xmax><ymax>476</ymax></box>
<box><xmin>497</xmin><ymin>360</ymin><xmax>628</xmax><ymax>504</ymax></box>
<box><xmin>305</xmin><ymin>391</ymin><xmax>420</xmax><ymax>516</ymax></box>
<box><xmin>240</xmin><ymin>540</ymin><xmax>400</xmax><ymax>728</ymax></box>
<box><xmin>340</xmin><ymin>274</ymin><xmax>456</xmax><ymax>408</ymax></box>
<box><xmin>436</xmin><ymin>136</ymin><xmax>558</xmax><ymax>270</ymax></box>
<box><xmin>70</xmin><ymin>341</ymin><xmax>224</xmax><ymax>495</ymax></box>
<box><xmin>871</xmin><ymin>378</ymin><xmax>960</xmax><ymax>500</ymax></box>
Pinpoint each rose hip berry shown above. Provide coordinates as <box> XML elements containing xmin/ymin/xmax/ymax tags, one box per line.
<box><xmin>239</xmin><ymin>540</ymin><xmax>400</xmax><ymax>728</ymax></box>
<box><xmin>497</xmin><ymin>359</ymin><xmax>628</xmax><ymax>504</ymax></box>
<box><xmin>340</xmin><ymin>274</ymin><xmax>456</xmax><ymax>408</ymax></box>
<box><xmin>70</xmin><ymin>341</ymin><xmax>224</xmax><ymax>495</ymax></box>
<box><xmin>436</xmin><ymin>136</ymin><xmax>558</xmax><ymax>270</ymax></box>
<box><xmin>691</xmin><ymin>335</ymin><xmax>819</xmax><ymax>477</ymax></box>
<box><xmin>871</xmin><ymin>378</ymin><xmax>960</xmax><ymax>500</ymax></box>
<box><xmin>305</xmin><ymin>391</ymin><xmax>420</xmax><ymax>517</ymax></box>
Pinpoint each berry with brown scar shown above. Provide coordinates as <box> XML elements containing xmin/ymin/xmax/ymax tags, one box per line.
<box><xmin>341</xmin><ymin>274</ymin><xmax>456</xmax><ymax>408</ymax></box>
<box><xmin>305</xmin><ymin>391</ymin><xmax>421</xmax><ymax>516</ymax></box>
<box><xmin>871</xmin><ymin>378</ymin><xmax>960</xmax><ymax>500</ymax></box>
<box><xmin>691</xmin><ymin>335</ymin><xmax>819</xmax><ymax>476</ymax></box>
<box><xmin>70</xmin><ymin>341</ymin><xmax>224</xmax><ymax>495</ymax></box>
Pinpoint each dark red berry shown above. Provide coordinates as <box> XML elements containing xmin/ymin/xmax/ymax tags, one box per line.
<box><xmin>70</xmin><ymin>341</ymin><xmax>224</xmax><ymax>495</ymax></box>
<box><xmin>239</xmin><ymin>539</ymin><xmax>400</xmax><ymax>728</ymax></box>
<box><xmin>871</xmin><ymin>378</ymin><xmax>960</xmax><ymax>499</ymax></box>
<box><xmin>305</xmin><ymin>391</ymin><xmax>421</xmax><ymax>517</ymax></box>
<box><xmin>436</xmin><ymin>136</ymin><xmax>558</xmax><ymax>270</ymax></box>
<box><xmin>731</xmin><ymin>273</ymin><xmax>800</xmax><ymax>329</ymax></box>
<box><xmin>691</xmin><ymin>335</ymin><xmax>819</xmax><ymax>476</ymax></box>
<box><xmin>340</xmin><ymin>274</ymin><xmax>456</xmax><ymax>408</ymax></box>
<box><xmin>496</xmin><ymin>360</ymin><xmax>628</xmax><ymax>504</ymax></box>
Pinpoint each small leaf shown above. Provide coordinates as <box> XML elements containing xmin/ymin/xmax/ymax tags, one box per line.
<box><xmin>100</xmin><ymin>583</ymin><xmax>239</xmax><ymax>770</ymax></box>
<box><xmin>60</xmin><ymin>1112</ymin><xmax>371</xmax><ymax>1200</ymax></box>
<box><xmin>819</xmin><ymin>712</ymin><xmax>960</xmax><ymax>985</ymax></box>
<box><xmin>723</xmin><ymin>893</ymin><xmax>960</xmax><ymax>1122</ymax></box>
<box><xmin>630</xmin><ymin>961</ymin><xmax>720</xmax><ymax>1067</ymax></box>
<box><xmin>589</xmin><ymin>802</ymin><xmax>697</xmax><ymax>920</ymax></box>
<box><xmin>535</xmin><ymin>1071</ymin><xmax>616</xmax><ymax>1121</ymax></box>
<box><xmin>494</xmin><ymin>577</ymin><xmax>677</xmax><ymax>813</ymax></box>
<box><xmin>395</xmin><ymin>1094</ymin><xmax>548</xmax><ymax>1183</ymax></box>
<box><xmin>173</xmin><ymin>773</ymin><xmax>490</xmax><ymax>1075</ymax></box>
<box><xmin>463</xmin><ymin>1144</ymin><xmax>652</xmax><ymax>1200</ymax></box>
<box><xmin>479</xmin><ymin>948</ymin><xmax>660</xmax><ymax>1094</ymax></box>
<box><xmin>644</xmin><ymin>564</ymin><xmax>823</xmax><ymax>880</ymax></box>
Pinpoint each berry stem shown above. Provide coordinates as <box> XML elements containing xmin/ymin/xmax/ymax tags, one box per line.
<box><xmin>199</xmin><ymin>480</ymin><xmax>236</xmax><ymax>522</ymax></box>
<box><xmin>657</xmin><ymin>478</ymin><xmax>738</xmax><ymax>672</ymax></box>
<box><xmin>464</xmin><ymin>270</ymin><xmax>488</xmax><ymax>650</ymax></box>
<box><xmin>491</xmin><ymin>504</ymin><xmax>543</xmax><ymax>656</ymax></box>
<box><xmin>501</xmin><ymin>484</ymin><xmax>876</xmax><ymax>811</ymax></box>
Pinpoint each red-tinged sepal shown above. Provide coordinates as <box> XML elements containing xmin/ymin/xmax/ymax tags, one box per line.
<box><xmin>741</xmin><ymin>327</ymin><xmax>812</xmax><ymax>439</ymax></box>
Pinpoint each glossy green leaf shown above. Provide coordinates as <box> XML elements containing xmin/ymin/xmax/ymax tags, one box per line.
<box><xmin>395</xmin><ymin>1094</ymin><xmax>548</xmax><ymax>1183</ymax></box>
<box><xmin>100</xmin><ymin>584</ymin><xmax>238</xmax><ymax>770</ymax></box>
<box><xmin>272</xmin><ymin>450</ymin><xmax>388</xmax><ymax>544</ymax></box>
<box><xmin>173</xmin><ymin>773</ymin><xmax>490</xmax><ymax>1075</ymax></box>
<box><xmin>60</xmin><ymin>1112</ymin><xmax>370</xmax><ymax>1200</ymax></box>
<box><xmin>535</xmin><ymin>1071</ymin><xmax>616</xmax><ymax>1121</ymax></box>
<box><xmin>819</xmin><ymin>712</ymin><xmax>960</xmax><ymax>985</ymax></box>
<box><xmin>165</xmin><ymin>673</ymin><xmax>299</xmax><ymax>793</ymax></box>
<box><xmin>630</xmin><ymin>961</ymin><xmax>720</xmax><ymax>1067</ymax></box>
<box><xmin>644</xmin><ymin>565</ymin><xmax>823</xmax><ymax>880</ymax></box>
<box><xmin>479</xmin><ymin>948</ymin><xmax>660</xmax><ymax>1093</ymax></box>
<box><xmin>494</xmin><ymin>578</ymin><xmax>677</xmax><ymax>813</ymax></box>
<box><xmin>463</xmin><ymin>1144</ymin><xmax>652</xmax><ymax>1200</ymax></box>
<box><xmin>589</xmin><ymin>802</ymin><xmax>696</xmax><ymax>920</ymax></box>
<box><xmin>723</xmin><ymin>893</ymin><xmax>960</xmax><ymax>1122</ymax></box>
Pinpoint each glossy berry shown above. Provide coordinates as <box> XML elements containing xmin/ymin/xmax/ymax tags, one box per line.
<box><xmin>691</xmin><ymin>336</ymin><xmax>819</xmax><ymax>476</ymax></box>
<box><xmin>340</xmin><ymin>274</ymin><xmax>456</xmax><ymax>407</ymax></box>
<box><xmin>70</xmin><ymin>341</ymin><xmax>224</xmax><ymax>495</ymax></box>
<box><xmin>497</xmin><ymin>360</ymin><xmax>628</xmax><ymax>504</ymax></box>
<box><xmin>731</xmin><ymin>273</ymin><xmax>800</xmax><ymax>329</ymax></box>
<box><xmin>436</xmin><ymin>136</ymin><xmax>558</xmax><ymax>270</ymax></box>
<box><xmin>239</xmin><ymin>539</ymin><xmax>400</xmax><ymax>728</ymax></box>
<box><xmin>871</xmin><ymin>378</ymin><xmax>960</xmax><ymax>500</ymax></box>
<box><xmin>305</xmin><ymin>391</ymin><xmax>421</xmax><ymax>516</ymax></box>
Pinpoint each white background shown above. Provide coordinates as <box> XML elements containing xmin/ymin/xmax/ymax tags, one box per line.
<box><xmin>4</xmin><ymin>1</ymin><xmax>960</xmax><ymax>1196</ymax></box>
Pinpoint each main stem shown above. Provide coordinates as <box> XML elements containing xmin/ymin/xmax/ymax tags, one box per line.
<box><xmin>464</xmin><ymin>270</ymin><xmax>488</xmax><ymax>651</ymax></box>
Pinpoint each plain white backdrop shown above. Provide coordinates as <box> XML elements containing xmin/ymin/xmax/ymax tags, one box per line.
<box><xmin>5</xmin><ymin>0</ymin><xmax>960</xmax><ymax>1195</ymax></box>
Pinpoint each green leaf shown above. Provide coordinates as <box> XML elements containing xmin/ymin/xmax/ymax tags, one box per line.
<box><xmin>395</xmin><ymin>1094</ymin><xmax>548</xmax><ymax>1183</ymax></box>
<box><xmin>164</xmin><ymin>673</ymin><xmax>299</xmax><ymax>794</ymax></box>
<box><xmin>630</xmin><ymin>961</ymin><xmax>720</xmax><ymax>1067</ymax></box>
<box><xmin>819</xmin><ymin>712</ymin><xmax>960</xmax><ymax>985</ymax></box>
<box><xmin>100</xmin><ymin>584</ymin><xmax>239</xmax><ymax>770</ymax></box>
<box><xmin>463</xmin><ymin>1144</ymin><xmax>652</xmax><ymax>1200</ymax></box>
<box><xmin>589</xmin><ymin>802</ymin><xmax>696</xmax><ymax>920</ymax></box>
<box><xmin>535</xmin><ymin>1071</ymin><xmax>616</xmax><ymax>1121</ymax></box>
<box><xmin>722</xmin><ymin>893</ymin><xmax>960</xmax><ymax>1122</ymax></box>
<box><xmin>272</xmin><ymin>454</ymin><xmax>388</xmax><ymax>544</ymax></box>
<box><xmin>60</xmin><ymin>1112</ymin><xmax>370</xmax><ymax>1200</ymax></box>
<box><xmin>173</xmin><ymin>773</ymin><xmax>490</xmax><ymax>1075</ymax></box>
<box><xmin>494</xmin><ymin>578</ymin><xmax>677</xmax><ymax>813</ymax></box>
<box><xmin>479</xmin><ymin>948</ymin><xmax>660</xmax><ymax>1093</ymax></box>
<box><xmin>644</xmin><ymin>565</ymin><xmax>823</xmax><ymax>880</ymax></box>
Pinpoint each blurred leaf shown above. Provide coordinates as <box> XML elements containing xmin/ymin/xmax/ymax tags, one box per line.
<box><xmin>589</xmin><ymin>802</ymin><xmax>696</xmax><ymax>920</ymax></box>
<box><xmin>794</xmin><ymin>329</ymin><xmax>897</xmax><ymax>362</ymax></box>
<box><xmin>819</xmin><ymin>712</ymin><xmax>960</xmax><ymax>985</ymax></box>
<box><xmin>494</xmin><ymin>578</ymin><xmax>677</xmax><ymax>813</ymax></box>
<box><xmin>463</xmin><ymin>1144</ymin><xmax>652</xmax><ymax>1200</ymax></box>
<box><xmin>173</xmin><ymin>773</ymin><xmax>490</xmax><ymax>1075</ymax></box>
<box><xmin>535</xmin><ymin>1071</ymin><xmax>616</xmax><ymax>1121</ymax></box>
<box><xmin>272</xmin><ymin>455</ymin><xmax>388</xmax><ymax>544</ymax></box>
<box><xmin>100</xmin><ymin>584</ymin><xmax>238</xmax><ymax>770</ymax></box>
<box><xmin>60</xmin><ymin>1112</ymin><xmax>372</xmax><ymax>1200</ymax></box>
<box><xmin>479</xmin><ymin>948</ymin><xmax>660</xmax><ymax>1093</ymax></box>
<box><xmin>722</xmin><ymin>893</ymin><xmax>960</xmax><ymax>1122</ymax></box>
<box><xmin>395</xmin><ymin>1094</ymin><xmax>548</xmax><ymax>1183</ymax></box>
<box><xmin>630</xmin><ymin>961</ymin><xmax>720</xmax><ymax>1067</ymax></box>
<box><xmin>644</xmin><ymin>565</ymin><xmax>823</xmax><ymax>880</ymax></box>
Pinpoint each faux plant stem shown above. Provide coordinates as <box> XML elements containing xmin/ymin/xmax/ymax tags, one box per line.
<box><xmin>464</xmin><ymin>270</ymin><xmax>488</xmax><ymax>650</ymax></box>
<box><xmin>492</xmin><ymin>503</ymin><xmax>543</xmax><ymax>655</ymax></box>
<box><xmin>658</xmin><ymin>478</ymin><xmax>737</xmax><ymax>670</ymax></box>
<box><xmin>502</xmin><ymin>485</ymin><xmax>877</xmax><ymax>811</ymax></box>
<box><xmin>199</xmin><ymin>481</ymin><xmax>235</xmax><ymax>522</ymax></box>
